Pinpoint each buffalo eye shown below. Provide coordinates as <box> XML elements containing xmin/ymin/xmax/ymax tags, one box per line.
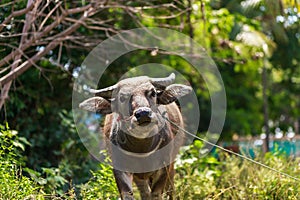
<box><xmin>150</xmin><ymin>90</ymin><xmax>157</xmax><ymax>97</ymax></box>
<box><xmin>119</xmin><ymin>95</ymin><xmax>126</xmax><ymax>103</ymax></box>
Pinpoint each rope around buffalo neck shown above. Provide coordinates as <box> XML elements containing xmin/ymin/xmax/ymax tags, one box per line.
<box><xmin>158</xmin><ymin>111</ymin><xmax>300</xmax><ymax>182</ymax></box>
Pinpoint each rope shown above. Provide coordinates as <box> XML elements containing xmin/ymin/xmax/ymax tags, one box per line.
<box><xmin>159</xmin><ymin>111</ymin><xmax>300</xmax><ymax>182</ymax></box>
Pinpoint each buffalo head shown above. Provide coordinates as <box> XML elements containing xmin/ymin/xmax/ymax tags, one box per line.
<box><xmin>79</xmin><ymin>73</ymin><xmax>192</xmax><ymax>138</ymax></box>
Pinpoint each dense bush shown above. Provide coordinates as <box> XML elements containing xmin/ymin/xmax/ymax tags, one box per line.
<box><xmin>0</xmin><ymin>124</ymin><xmax>43</xmax><ymax>199</ymax></box>
<box><xmin>80</xmin><ymin>154</ymin><xmax>119</xmax><ymax>200</ymax></box>
<box><xmin>0</xmin><ymin>124</ymin><xmax>78</xmax><ymax>199</ymax></box>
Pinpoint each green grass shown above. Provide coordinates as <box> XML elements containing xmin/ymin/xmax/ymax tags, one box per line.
<box><xmin>175</xmin><ymin>145</ymin><xmax>300</xmax><ymax>199</ymax></box>
<box><xmin>81</xmin><ymin>144</ymin><xmax>300</xmax><ymax>199</ymax></box>
<box><xmin>1</xmin><ymin>124</ymin><xmax>299</xmax><ymax>199</ymax></box>
<box><xmin>0</xmin><ymin>124</ymin><xmax>43</xmax><ymax>199</ymax></box>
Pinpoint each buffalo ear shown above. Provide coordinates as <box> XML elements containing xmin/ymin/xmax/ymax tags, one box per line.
<box><xmin>157</xmin><ymin>84</ymin><xmax>192</xmax><ymax>105</ymax></box>
<box><xmin>79</xmin><ymin>97</ymin><xmax>112</xmax><ymax>114</ymax></box>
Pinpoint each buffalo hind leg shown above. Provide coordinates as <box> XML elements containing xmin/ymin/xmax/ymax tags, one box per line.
<box><xmin>165</xmin><ymin>164</ymin><xmax>175</xmax><ymax>200</ymax></box>
<box><xmin>134</xmin><ymin>178</ymin><xmax>151</xmax><ymax>200</ymax></box>
<box><xmin>151</xmin><ymin>166</ymin><xmax>175</xmax><ymax>200</ymax></box>
<box><xmin>150</xmin><ymin>175</ymin><xmax>167</xmax><ymax>199</ymax></box>
<box><xmin>113</xmin><ymin>169</ymin><xmax>134</xmax><ymax>200</ymax></box>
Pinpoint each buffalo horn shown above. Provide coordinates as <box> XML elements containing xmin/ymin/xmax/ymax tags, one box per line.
<box><xmin>89</xmin><ymin>84</ymin><xmax>118</xmax><ymax>99</ymax></box>
<box><xmin>150</xmin><ymin>73</ymin><xmax>175</xmax><ymax>89</ymax></box>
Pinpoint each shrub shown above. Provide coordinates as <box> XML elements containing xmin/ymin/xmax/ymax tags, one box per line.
<box><xmin>175</xmin><ymin>140</ymin><xmax>300</xmax><ymax>199</ymax></box>
<box><xmin>80</xmin><ymin>154</ymin><xmax>119</xmax><ymax>200</ymax></box>
<box><xmin>0</xmin><ymin>123</ymin><xmax>43</xmax><ymax>199</ymax></box>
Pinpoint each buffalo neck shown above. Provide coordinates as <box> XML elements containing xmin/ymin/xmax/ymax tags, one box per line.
<box><xmin>117</xmin><ymin>130</ymin><xmax>162</xmax><ymax>154</ymax></box>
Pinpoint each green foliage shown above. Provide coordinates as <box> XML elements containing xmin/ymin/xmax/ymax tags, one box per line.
<box><xmin>211</xmin><ymin>0</ymin><xmax>300</xmax><ymax>138</ymax></box>
<box><xmin>0</xmin><ymin>124</ymin><xmax>43</xmax><ymax>199</ymax></box>
<box><xmin>1</xmin><ymin>126</ymin><xmax>300</xmax><ymax>199</ymax></box>
<box><xmin>79</xmin><ymin>142</ymin><xmax>300</xmax><ymax>199</ymax></box>
<box><xmin>80</xmin><ymin>153</ymin><xmax>119</xmax><ymax>200</ymax></box>
<box><xmin>4</xmin><ymin>65</ymin><xmax>98</xmax><ymax>193</ymax></box>
<box><xmin>0</xmin><ymin>123</ymin><xmax>78</xmax><ymax>199</ymax></box>
<box><xmin>175</xmin><ymin>141</ymin><xmax>300</xmax><ymax>199</ymax></box>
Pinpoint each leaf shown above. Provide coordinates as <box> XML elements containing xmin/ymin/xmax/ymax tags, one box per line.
<box><xmin>194</xmin><ymin>140</ymin><xmax>203</xmax><ymax>149</ymax></box>
<box><xmin>205</xmin><ymin>156</ymin><xmax>220</xmax><ymax>164</ymax></box>
<box><xmin>11</xmin><ymin>130</ymin><xmax>18</xmax><ymax>136</ymax></box>
<box><xmin>54</xmin><ymin>176</ymin><xmax>67</xmax><ymax>185</ymax></box>
<box><xmin>36</xmin><ymin>177</ymin><xmax>47</xmax><ymax>185</ymax></box>
<box><xmin>236</xmin><ymin>25</ymin><xmax>276</xmax><ymax>56</ymax></box>
<box><xmin>12</xmin><ymin>141</ymin><xmax>25</xmax><ymax>151</ymax></box>
<box><xmin>241</xmin><ymin>0</ymin><xmax>263</xmax><ymax>15</ymax></box>
<box><xmin>18</xmin><ymin>137</ymin><xmax>31</xmax><ymax>146</ymax></box>
<box><xmin>42</xmin><ymin>167</ymin><xmax>55</xmax><ymax>175</ymax></box>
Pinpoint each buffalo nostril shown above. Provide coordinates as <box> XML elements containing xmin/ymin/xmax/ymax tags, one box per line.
<box><xmin>135</xmin><ymin>112</ymin><xmax>141</xmax><ymax>119</ymax></box>
<box><xmin>135</xmin><ymin>110</ymin><xmax>151</xmax><ymax>118</ymax></box>
<box><xmin>134</xmin><ymin>108</ymin><xmax>152</xmax><ymax>125</ymax></box>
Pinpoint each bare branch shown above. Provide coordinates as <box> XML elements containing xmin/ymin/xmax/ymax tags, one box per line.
<box><xmin>0</xmin><ymin>39</ymin><xmax>59</xmax><ymax>87</ymax></box>
<box><xmin>0</xmin><ymin>0</ymin><xmax>188</xmax><ymax>109</ymax></box>
<box><xmin>0</xmin><ymin>0</ymin><xmax>36</xmax><ymax>32</ymax></box>
<box><xmin>66</xmin><ymin>4</ymin><xmax>92</xmax><ymax>15</ymax></box>
<box><xmin>38</xmin><ymin>1</ymin><xmax>61</xmax><ymax>31</ymax></box>
<box><xmin>0</xmin><ymin>6</ymin><xmax>95</xmax><ymax>87</ymax></box>
<box><xmin>57</xmin><ymin>42</ymin><xmax>63</xmax><ymax>64</ymax></box>
<box><xmin>138</xmin><ymin>7</ymin><xmax>191</xmax><ymax>19</ymax></box>
<box><xmin>0</xmin><ymin>0</ymin><xmax>42</xmax><ymax>109</ymax></box>
<box><xmin>0</xmin><ymin>43</ymin><xmax>41</xmax><ymax>70</ymax></box>
<box><xmin>0</xmin><ymin>1</ymin><xmax>14</xmax><ymax>8</ymax></box>
<box><xmin>0</xmin><ymin>67</ymin><xmax>11</xmax><ymax>75</ymax></box>
<box><xmin>0</xmin><ymin>3</ymin><xmax>93</xmax><ymax>69</ymax></box>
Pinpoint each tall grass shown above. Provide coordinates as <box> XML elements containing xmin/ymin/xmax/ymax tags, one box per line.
<box><xmin>81</xmin><ymin>143</ymin><xmax>300</xmax><ymax>199</ymax></box>
<box><xmin>175</xmin><ymin>143</ymin><xmax>300</xmax><ymax>199</ymax></box>
<box><xmin>0</xmin><ymin>124</ymin><xmax>43</xmax><ymax>199</ymax></box>
<box><xmin>1</xmin><ymin>124</ymin><xmax>299</xmax><ymax>199</ymax></box>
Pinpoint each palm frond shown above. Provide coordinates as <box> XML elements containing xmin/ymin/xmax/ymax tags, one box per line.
<box><xmin>241</xmin><ymin>0</ymin><xmax>264</xmax><ymax>17</ymax></box>
<box><xmin>236</xmin><ymin>25</ymin><xmax>276</xmax><ymax>56</ymax></box>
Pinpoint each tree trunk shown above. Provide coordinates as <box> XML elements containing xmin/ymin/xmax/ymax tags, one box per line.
<box><xmin>262</xmin><ymin>58</ymin><xmax>270</xmax><ymax>153</ymax></box>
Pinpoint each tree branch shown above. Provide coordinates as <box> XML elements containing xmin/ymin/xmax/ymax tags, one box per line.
<box><xmin>0</xmin><ymin>7</ymin><xmax>94</xmax><ymax>87</ymax></box>
<box><xmin>0</xmin><ymin>3</ymin><xmax>93</xmax><ymax>69</ymax></box>
<box><xmin>0</xmin><ymin>0</ymin><xmax>40</xmax><ymax>109</ymax></box>
<box><xmin>0</xmin><ymin>0</ymin><xmax>36</xmax><ymax>32</ymax></box>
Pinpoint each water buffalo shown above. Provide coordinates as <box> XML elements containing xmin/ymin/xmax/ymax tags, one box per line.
<box><xmin>79</xmin><ymin>73</ymin><xmax>192</xmax><ymax>200</ymax></box>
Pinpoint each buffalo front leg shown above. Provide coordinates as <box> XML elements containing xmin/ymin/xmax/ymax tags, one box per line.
<box><xmin>134</xmin><ymin>178</ymin><xmax>151</xmax><ymax>200</ymax></box>
<box><xmin>113</xmin><ymin>169</ymin><xmax>134</xmax><ymax>200</ymax></box>
<box><xmin>165</xmin><ymin>164</ymin><xmax>175</xmax><ymax>200</ymax></box>
<box><xmin>151</xmin><ymin>166</ymin><xmax>175</xmax><ymax>200</ymax></box>
<box><xmin>150</xmin><ymin>175</ymin><xmax>167</xmax><ymax>200</ymax></box>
